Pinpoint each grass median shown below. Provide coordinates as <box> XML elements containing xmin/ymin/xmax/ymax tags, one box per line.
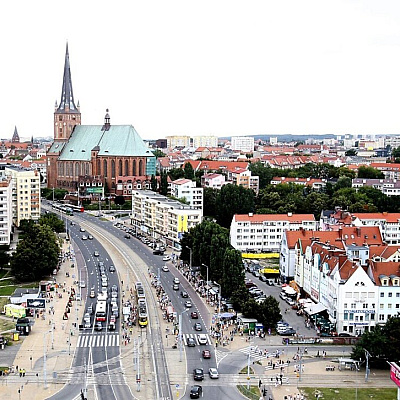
<box><xmin>302</xmin><ymin>387</ymin><xmax>396</xmax><ymax>399</ymax></box>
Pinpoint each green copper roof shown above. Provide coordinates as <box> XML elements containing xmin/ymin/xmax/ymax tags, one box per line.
<box><xmin>58</xmin><ymin>125</ymin><xmax>154</xmax><ymax>161</ymax></box>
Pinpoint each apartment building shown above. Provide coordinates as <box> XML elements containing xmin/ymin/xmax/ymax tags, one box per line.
<box><xmin>201</xmin><ymin>173</ymin><xmax>226</xmax><ymax>189</ymax></box>
<box><xmin>130</xmin><ymin>190</ymin><xmax>202</xmax><ymax>249</ymax></box>
<box><xmin>0</xmin><ymin>176</ymin><xmax>13</xmax><ymax>245</ymax></box>
<box><xmin>352</xmin><ymin>178</ymin><xmax>400</xmax><ymax>196</ymax></box>
<box><xmin>230</xmin><ymin>212</ymin><xmax>317</xmax><ymax>253</ymax></box>
<box><xmin>231</xmin><ymin>169</ymin><xmax>259</xmax><ymax>194</ymax></box>
<box><xmin>230</xmin><ymin>136</ymin><xmax>254</xmax><ymax>153</ymax></box>
<box><xmin>166</xmin><ymin>135</ymin><xmax>191</xmax><ymax>149</ymax></box>
<box><xmin>5</xmin><ymin>167</ymin><xmax>40</xmax><ymax>226</ymax></box>
<box><xmin>271</xmin><ymin>176</ymin><xmax>326</xmax><ymax>190</ymax></box>
<box><xmin>170</xmin><ymin>179</ymin><xmax>203</xmax><ymax>213</ymax></box>
<box><xmin>191</xmin><ymin>135</ymin><xmax>218</xmax><ymax>148</ymax></box>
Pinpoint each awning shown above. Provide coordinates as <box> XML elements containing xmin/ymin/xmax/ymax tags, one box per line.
<box><xmin>220</xmin><ymin>312</ymin><xmax>235</xmax><ymax>319</ymax></box>
<box><xmin>209</xmin><ymin>289</ymin><xmax>217</xmax><ymax>296</ymax></box>
<box><xmin>304</xmin><ymin>303</ymin><xmax>327</xmax><ymax>316</ymax></box>
<box><xmin>283</xmin><ymin>287</ymin><xmax>297</xmax><ymax>295</ymax></box>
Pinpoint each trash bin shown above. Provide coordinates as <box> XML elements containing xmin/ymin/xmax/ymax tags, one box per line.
<box><xmin>13</xmin><ymin>332</ymin><xmax>19</xmax><ymax>341</ymax></box>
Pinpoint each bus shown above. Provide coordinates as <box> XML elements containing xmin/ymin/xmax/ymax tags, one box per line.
<box><xmin>95</xmin><ymin>301</ymin><xmax>107</xmax><ymax>322</ymax></box>
<box><xmin>52</xmin><ymin>203</ymin><xmax>73</xmax><ymax>216</ymax></box>
<box><xmin>67</xmin><ymin>204</ymin><xmax>85</xmax><ymax>213</ymax></box>
<box><xmin>138</xmin><ymin>299</ymin><xmax>148</xmax><ymax>327</ymax></box>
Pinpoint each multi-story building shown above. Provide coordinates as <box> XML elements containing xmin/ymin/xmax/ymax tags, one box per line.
<box><xmin>5</xmin><ymin>166</ymin><xmax>40</xmax><ymax>227</ymax></box>
<box><xmin>192</xmin><ymin>136</ymin><xmax>218</xmax><ymax>148</ymax></box>
<box><xmin>230</xmin><ymin>136</ymin><xmax>254</xmax><ymax>153</ymax></box>
<box><xmin>130</xmin><ymin>190</ymin><xmax>202</xmax><ymax>248</ymax></box>
<box><xmin>230</xmin><ymin>212</ymin><xmax>317</xmax><ymax>254</ymax></box>
<box><xmin>270</xmin><ymin>176</ymin><xmax>326</xmax><ymax>190</ymax></box>
<box><xmin>170</xmin><ymin>179</ymin><xmax>203</xmax><ymax>213</ymax></box>
<box><xmin>0</xmin><ymin>175</ymin><xmax>13</xmax><ymax>245</ymax></box>
<box><xmin>201</xmin><ymin>173</ymin><xmax>226</xmax><ymax>190</ymax></box>
<box><xmin>231</xmin><ymin>169</ymin><xmax>259</xmax><ymax>194</ymax></box>
<box><xmin>352</xmin><ymin>178</ymin><xmax>400</xmax><ymax>196</ymax></box>
<box><xmin>166</xmin><ymin>135</ymin><xmax>191</xmax><ymax>149</ymax></box>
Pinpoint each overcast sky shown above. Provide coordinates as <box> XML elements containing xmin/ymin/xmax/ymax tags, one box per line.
<box><xmin>2</xmin><ymin>0</ymin><xmax>400</xmax><ymax>141</ymax></box>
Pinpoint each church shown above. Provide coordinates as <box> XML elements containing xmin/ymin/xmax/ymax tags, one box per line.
<box><xmin>47</xmin><ymin>44</ymin><xmax>156</xmax><ymax>197</ymax></box>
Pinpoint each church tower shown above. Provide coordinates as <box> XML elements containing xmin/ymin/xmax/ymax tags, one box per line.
<box><xmin>11</xmin><ymin>126</ymin><xmax>20</xmax><ymax>143</ymax></box>
<box><xmin>54</xmin><ymin>43</ymin><xmax>81</xmax><ymax>141</ymax></box>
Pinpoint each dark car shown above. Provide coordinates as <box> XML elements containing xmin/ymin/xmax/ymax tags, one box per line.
<box><xmin>338</xmin><ymin>332</ymin><xmax>353</xmax><ymax>337</ymax></box>
<box><xmin>180</xmin><ymin>290</ymin><xmax>189</xmax><ymax>298</ymax></box>
<box><xmin>153</xmin><ymin>249</ymin><xmax>164</xmax><ymax>255</ymax></box>
<box><xmin>187</xmin><ymin>337</ymin><xmax>196</xmax><ymax>347</ymax></box>
<box><xmin>193</xmin><ymin>368</ymin><xmax>204</xmax><ymax>381</ymax></box>
<box><xmin>202</xmin><ymin>350</ymin><xmax>211</xmax><ymax>359</ymax></box>
<box><xmin>109</xmin><ymin>265</ymin><xmax>116</xmax><ymax>273</ymax></box>
<box><xmin>191</xmin><ymin>311</ymin><xmax>198</xmax><ymax>319</ymax></box>
<box><xmin>259</xmin><ymin>275</ymin><xmax>267</xmax><ymax>282</ymax></box>
<box><xmin>124</xmin><ymin>234</ymin><xmax>130</xmax><ymax>239</ymax></box>
<box><xmin>194</xmin><ymin>322</ymin><xmax>202</xmax><ymax>331</ymax></box>
<box><xmin>190</xmin><ymin>385</ymin><xmax>203</xmax><ymax>399</ymax></box>
<box><xmin>279</xmin><ymin>328</ymin><xmax>296</xmax><ymax>336</ymax></box>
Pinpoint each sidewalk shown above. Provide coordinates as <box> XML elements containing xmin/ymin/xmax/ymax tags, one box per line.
<box><xmin>0</xmin><ymin>239</ymin><xmax>85</xmax><ymax>399</ymax></box>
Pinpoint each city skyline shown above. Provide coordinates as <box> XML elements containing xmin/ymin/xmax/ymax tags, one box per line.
<box><xmin>2</xmin><ymin>1</ymin><xmax>400</xmax><ymax>140</ymax></box>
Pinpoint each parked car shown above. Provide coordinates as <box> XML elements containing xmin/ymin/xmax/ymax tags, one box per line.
<box><xmin>259</xmin><ymin>275</ymin><xmax>267</xmax><ymax>282</ymax></box>
<box><xmin>162</xmin><ymin>265</ymin><xmax>169</xmax><ymax>272</ymax></box>
<box><xmin>180</xmin><ymin>290</ymin><xmax>188</xmax><ymax>298</ymax></box>
<box><xmin>279</xmin><ymin>328</ymin><xmax>297</xmax><ymax>336</ymax></box>
<box><xmin>163</xmin><ymin>255</ymin><xmax>171</xmax><ymax>261</ymax></box>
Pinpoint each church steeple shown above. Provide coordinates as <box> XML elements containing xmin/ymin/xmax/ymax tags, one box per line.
<box><xmin>54</xmin><ymin>43</ymin><xmax>81</xmax><ymax>141</ymax></box>
<box><xmin>57</xmin><ymin>42</ymin><xmax>78</xmax><ymax>112</ymax></box>
<box><xmin>12</xmin><ymin>126</ymin><xmax>20</xmax><ymax>143</ymax></box>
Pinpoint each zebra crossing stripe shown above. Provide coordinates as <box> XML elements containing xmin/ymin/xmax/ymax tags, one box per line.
<box><xmin>76</xmin><ymin>334</ymin><xmax>120</xmax><ymax>348</ymax></box>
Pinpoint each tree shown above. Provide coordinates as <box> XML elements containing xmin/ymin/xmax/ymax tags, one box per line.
<box><xmin>39</xmin><ymin>213</ymin><xmax>65</xmax><ymax>233</ymax></box>
<box><xmin>183</xmin><ymin>162</ymin><xmax>195</xmax><ymax>180</ymax></box>
<box><xmin>216</xmin><ymin>184</ymin><xmax>254</xmax><ymax>228</ymax></box>
<box><xmin>10</xmin><ymin>225</ymin><xmax>60</xmax><ymax>282</ymax></box>
<box><xmin>152</xmin><ymin>149</ymin><xmax>165</xmax><ymax>158</ymax></box>
<box><xmin>151</xmin><ymin>175</ymin><xmax>158</xmax><ymax>192</ymax></box>
<box><xmin>160</xmin><ymin>171</ymin><xmax>168</xmax><ymax>195</ymax></box>
<box><xmin>357</xmin><ymin>166</ymin><xmax>384</xmax><ymax>179</ymax></box>
<box><xmin>334</xmin><ymin>176</ymin><xmax>352</xmax><ymax>190</ymax></box>
<box><xmin>168</xmin><ymin>168</ymin><xmax>185</xmax><ymax>181</ymax></box>
<box><xmin>114</xmin><ymin>196</ymin><xmax>125</xmax><ymax>207</ymax></box>
<box><xmin>0</xmin><ymin>245</ymin><xmax>10</xmax><ymax>271</ymax></box>
<box><xmin>203</xmin><ymin>187</ymin><xmax>219</xmax><ymax>218</ymax></box>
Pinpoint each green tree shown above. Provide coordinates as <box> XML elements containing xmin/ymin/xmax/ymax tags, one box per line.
<box><xmin>168</xmin><ymin>168</ymin><xmax>185</xmax><ymax>181</ymax></box>
<box><xmin>152</xmin><ymin>149</ymin><xmax>166</xmax><ymax>158</ymax></box>
<box><xmin>334</xmin><ymin>176</ymin><xmax>352</xmax><ymax>190</ymax></box>
<box><xmin>257</xmin><ymin>296</ymin><xmax>282</xmax><ymax>330</ymax></box>
<box><xmin>114</xmin><ymin>196</ymin><xmax>125</xmax><ymax>207</ymax></box>
<box><xmin>160</xmin><ymin>171</ymin><xmax>168</xmax><ymax>195</ymax></box>
<box><xmin>216</xmin><ymin>184</ymin><xmax>255</xmax><ymax>228</ymax></box>
<box><xmin>19</xmin><ymin>219</ymin><xmax>36</xmax><ymax>235</ymax></box>
<box><xmin>357</xmin><ymin>166</ymin><xmax>384</xmax><ymax>179</ymax></box>
<box><xmin>391</xmin><ymin>147</ymin><xmax>400</xmax><ymax>159</ymax></box>
<box><xmin>183</xmin><ymin>162</ymin><xmax>195</xmax><ymax>180</ymax></box>
<box><xmin>203</xmin><ymin>187</ymin><xmax>219</xmax><ymax>218</ymax></box>
<box><xmin>10</xmin><ymin>225</ymin><xmax>60</xmax><ymax>282</ymax></box>
<box><xmin>39</xmin><ymin>213</ymin><xmax>65</xmax><ymax>233</ymax></box>
<box><xmin>0</xmin><ymin>245</ymin><xmax>10</xmax><ymax>270</ymax></box>
<box><xmin>151</xmin><ymin>174</ymin><xmax>158</xmax><ymax>192</ymax></box>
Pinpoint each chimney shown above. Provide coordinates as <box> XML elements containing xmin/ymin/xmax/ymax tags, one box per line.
<box><xmin>288</xmin><ymin>212</ymin><xmax>293</xmax><ymax>217</ymax></box>
<box><xmin>338</xmin><ymin>227</ymin><xmax>343</xmax><ymax>239</ymax></box>
<box><xmin>356</xmin><ymin>227</ymin><xmax>361</xmax><ymax>237</ymax></box>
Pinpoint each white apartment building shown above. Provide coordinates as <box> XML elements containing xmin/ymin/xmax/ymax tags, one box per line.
<box><xmin>191</xmin><ymin>135</ymin><xmax>218</xmax><ymax>148</ymax></box>
<box><xmin>5</xmin><ymin>167</ymin><xmax>40</xmax><ymax>226</ymax></box>
<box><xmin>170</xmin><ymin>179</ymin><xmax>203</xmax><ymax>214</ymax></box>
<box><xmin>0</xmin><ymin>176</ymin><xmax>13</xmax><ymax>245</ymax></box>
<box><xmin>166</xmin><ymin>135</ymin><xmax>191</xmax><ymax>149</ymax></box>
<box><xmin>230</xmin><ymin>213</ymin><xmax>317</xmax><ymax>253</ymax></box>
<box><xmin>352</xmin><ymin>178</ymin><xmax>400</xmax><ymax>197</ymax></box>
<box><xmin>130</xmin><ymin>190</ymin><xmax>202</xmax><ymax>248</ymax></box>
<box><xmin>230</xmin><ymin>136</ymin><xmax>254</xmax><ymax>153</ymax></box>
<box><xmin>201</xmin><ymin>173</ymin><xmax>226</xmax><ymax>190</ymax></box>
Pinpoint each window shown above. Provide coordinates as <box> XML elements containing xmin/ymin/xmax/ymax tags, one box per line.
<box><xmin>344</xmin><ymin>313</ymin><xmax>348</xmax><ymax>320</ymax></box>
<box><xmin>380</xmin><ymin>304</ymin><xmax>384</xmax><ymax>309</ymax></box>
<box><xmin>349</xmin><ymin>313</ymin><xmax>354</xmax><ymax>320</ymax></box>
<box><xmin>351</xmin><ymin>303</ymin><xmax>356</xmax><ymax>309</ymax></box>
<box><xmin>388</xmin><ymin>304</ymin><xmax>392</xmax><ymax>309</ymax></box>
<box><xmin>379</xmin><ymin>314</ymin><xmax>385</xmax><ymax>321</ymax></box>
<box><xmin>389</xmin><ymin>293</ymin><xmax>393</xmax><ymax>298</ymax></box>
<box><xmin>380</xmin><ymin>293</ymin><xmax>384</xmax><ymax>297</ymax></box>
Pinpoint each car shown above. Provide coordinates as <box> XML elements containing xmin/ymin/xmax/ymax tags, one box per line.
<box><xmin>173</xmin><ymin>277</ymin><xmax>180</xmax><ymax>284</ymax></box>
<box><xmin>70</xmin><ymin>221</ymin><xmax>76</xmax><ymax>226</ymax></box>
<box><xmin>159</xmin><ymin>246</ymin><xmax>166</xmax><ymax>252</ymax></box>
<box><xmin>267</xmin><ymin>279</ymin><xmax>275</xmax><ymax>286</ymax></box>
<box><xmin>153</xmin><ymin>249</ymin><xmax>163</xmax><ymax>255</ymax></box>
<box><xmin>88</xmin><ymin>235</ymin><xmax>93</xmax><ymax>240</ymax></box>
<box><xmin>84</xmin><ymin>312</ymin><xmax>90</xmax><ymax>321</ymax></box>
<box><xmin>109</xmin><ymin>265</ymin><xmax>116</xmax><ymax>273</ymax></box>
<box><xmin>190</xmin><ymin>385</ymin><xmax>203</xmax><ymax>399</ymax></box>
<box><xmin>84</xmin><ymin>321</ymin><xmax>91</xmax><ymax>329</ymax></box>
<box><xmin>245</xmin><ymin>281</ymin><xmax>257</xmax><ymax>288</ymax></box>
<box><xmin>173</xmin><ymin>284</ymin><xmax>179</xmax><ymax>291</ymax></box>
<box><xmin>124</xmin><ymin>234</ymin><xmax>130</xmax><ymax>239</ymax></box>
<box><xmin>338</xmin><ymin>332</ymin><xmax>353</xmax><ymax>337</ymax></box>
<box><xmin>193</xmin><ymin>368</ymin><xmax>204</xmax><ymax>381</ymax></box>
<box><xmin>80</xmin><ymin>227</ymin><xmax>86</xmax><ymax>232</ymax></box>
<box><xmin>79</xmin><ymin>281</ymin><xmax>86</xmax><ymax>288</ymax></box>
<box><xmin>194</xmin><ymin>322</ymin><xmax>202</xmax><ymax>331</ymax></box>
<box><xmin>93</xmin><ymin>251</ymin><xmax>100</xmax><ymax>257</ymax></box>
<box><xmin>198</xmin><ymin>334</ymin><xmax>208</xmax><ymax>345</ymax></box>
<box><xmin>95</xmin><ymin>322</ymin><xmax>102</xmax><ymax>331</ymax></box>
<box><xmin>208</xmin><ymin>367</ymin><xmax>219</xmax><ymax>379</ymax></box>
<box><xmin>191</xmin><ymin>311</ymin><xmax>198</xmax><ymax>319</ymax></box>
<box><xmin>81</xmin><ymin>235</ymin><xmax>88</xmax><ymax>240</ymax></box>
<box><xmin>76</xmin><ymin>293</ymin><xmax>81</xmax><ymax>301</ymax></box>
<box><xmin>111</xmin><ymin>284</ymin><xmax>118</xmax><ymax>293</ymax></box>
<box><xmin>162</xmin><ymin>265</ymin><xmax>169</xmax><ymax>272</ymax></box>
<box><xmin>180</xmin><ymin>290</ymin><xmax>188</xmax><ymax>298</ymax></box>
<box><xmin>184</xmin><ymin>300</ymin><xmax>192</xmax><ymax>308</ymax></box>
<box><xmin>98</xmin><ymin>261</ymin><xmax>105</xmax><ymax>268</ymax></box>
<box><xmin>163</xmin><ymin>255</ymin><xmax>171</xmax><ymax>261</ymax></box>
<box><xmin>90</xmin><ymin>289</ymin><xmax>95</xmax><ymax>298</ymax></box>
<box><xmin>202</xmin><ymin>350</ymin><xmax>211</xmax><ymax>359</ymax></box>
<box><xmin>259</xmin><ymin>275</ymin><xmax>267</xmax><ymax>282</ymax></box>
<box><xmin>279</xmin><ymin>328</ymin><xmax>297</xmax><ymax>336</ymax></box>
<box><xmin>253</xmin><ymin>271</ymin><xmax>261</xmax><ymax>278</ymax></box>
<box><xmin>286</xmin><ymin>298</ymin><xmax>295</xmax><ymax>306</ymax></box>
<box><xmin>87</xmin><ymin>304</ymin><xmax>93</xmax><ymax>314</ymax></box>
<box><xmin>187</xmin><ymin>338</ymin><xmax>196</xmax><ymax>347</ymax></box>
<box><xmin>279</xmin><ymin>292</ymin><xmax>287</xmax><ymax>300</ymax></box>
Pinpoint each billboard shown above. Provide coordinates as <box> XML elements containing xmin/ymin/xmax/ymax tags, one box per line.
<box><xmin>86</xmin><ymin>187</ymin><xmax>103</xmax><ymax>194</ymax></box>
<box><xmin>27</xmin><ymin>298</ymin><xmax>46</xmax><ymax>309</ymax></box>
<box><xmin>390</xmin><ymin>362</ymin><xmax>400</xmax><ymax>388</ymax></box>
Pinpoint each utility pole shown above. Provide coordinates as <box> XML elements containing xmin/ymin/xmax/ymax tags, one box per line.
<box><xmin>364</xmin><ymin>349</ymin><xmax>371</xmax><ymax>382</ymax></box>
<box><xmin>136</xmin><ymin>335</ymin><xmax>141</xmax><ymax>392</ymax></box>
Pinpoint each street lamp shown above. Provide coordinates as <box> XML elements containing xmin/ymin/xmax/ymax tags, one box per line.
<box><xmin>201</xmin><ymin>263</ymin><xmax>209</xmax><ymax>303</ymax></box>
<box><xmin>43</xmin><ymin>329</ymin><xmax>52</xmax><ymax>389</ymax></box>
<box><xmin>214</xmin><ymin>282</ymin><xmax>221</xmax><ymax>324</ymax></box>
<box><xmin>179</xmin><ymin>308</ymin><xmax>189</xmax><ymax>362</ymax></box>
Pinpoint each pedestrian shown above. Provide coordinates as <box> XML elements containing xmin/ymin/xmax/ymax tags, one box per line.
<box><xmin>258</xmin><ymin>379</ymin><xmax>262</xmax><ymax>388</ymax></box>
<box><xmin>19</xmin><ymin>369</ymin><xmax>22</xmax><ymax>377</ymax></box>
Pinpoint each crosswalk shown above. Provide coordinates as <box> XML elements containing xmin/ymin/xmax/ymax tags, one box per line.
<box><xmin>238</xmin><ymin>345</ymin><xmax>266</xmax><ymax>363</ymax></box>
<box><xmin>182</xmin><ymin>333</ymin><xmax>212</xmax><ymax>346</ymax></box>
<box><xmin>77</xmin><ymin>333</ymin><xmax>120</xmax><ymax>348</ymax></box>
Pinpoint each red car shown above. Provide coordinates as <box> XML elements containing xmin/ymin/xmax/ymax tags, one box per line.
<box><xmin>202</xmin><ymin>350</ymin><xmax>211</xmax><ymax>359</ymax></box>
<box><xmin>191</xmin><ymin>311</ymin><xmax>198</xmax><ymax>319</ymax></box>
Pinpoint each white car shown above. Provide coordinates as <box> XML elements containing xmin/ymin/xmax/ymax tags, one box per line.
<box><xmin>198</xmin><ymin>334</ymin><xmax>208</xmax><ymax>345</ymax></box>
<box><xmin>173</xmin><ymin>277</ymin><xmax>180</xmax><ymax>284</ymax></box>
<box><xmin>79</xmin><ymin>281</ymin><xmax>86</xmax><ymax>288</ymax></box>
<box><xmin>162</xmin><ymin>265</ymin><xmax>169</xmax><ymax>272</ymax></box>
<box><xmin>162</xmin><ymin>255</ymin><xmax>171</xmax><ymax>261</ymax></box>
<box><xmin>209</xmin><ymin>368</ymin><xmax>219</xmax><ymax>379</ymax></box>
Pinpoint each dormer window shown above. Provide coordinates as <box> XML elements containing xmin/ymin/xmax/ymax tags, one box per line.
<box><xmin>383</xmin><ymin>279</ymin><xmax>388</xmax><ymax>286</ymax></box>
